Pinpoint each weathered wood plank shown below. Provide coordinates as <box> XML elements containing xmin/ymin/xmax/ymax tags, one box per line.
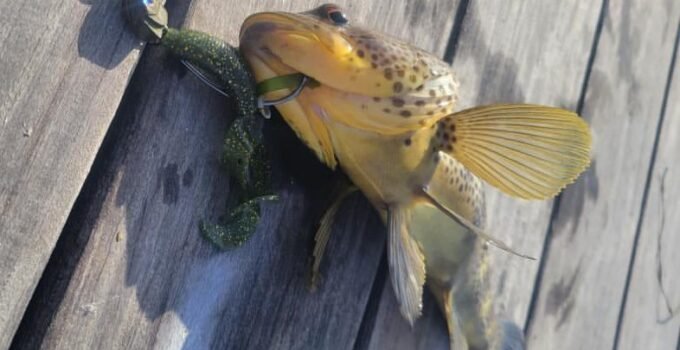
<box><xmin>363</xmin><ymin>1</ymin><xmax>603</xmax><ymax>348</ymax></box>
<box><xmin>451</xmin><ymin>0</ymin><xmax>603</xmax><ymax>327</ymax></box>
<box><xmin>617</xmin><ymin>26</ymin><xmax>680</xmax><ymax>350</ymax></box>
<box><xmin>10</xmin><ymin>1</ymin><xmax>458</xmax><ymax>349</ymax></box>
<box><xmin>0</xmin><ymin>0</ymin><xmax>142</xmax><ymax>346</ymax></box>
<box><xmin>525</xmin><ymin>0</ymin><xmax>680</xmax><ymax>348</ymax></box>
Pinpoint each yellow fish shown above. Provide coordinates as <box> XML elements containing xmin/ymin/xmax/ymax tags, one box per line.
<box><xmin>240</xmin><ymin>4</ymin><xmax>591</xmax><ymax>349</ymax></box>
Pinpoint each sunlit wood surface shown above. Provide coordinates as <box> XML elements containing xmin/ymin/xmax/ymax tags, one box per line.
<box><xmin>1</xmin><ymin>0</ymin><xmax>678</xmax><ymax>349</ymax></box>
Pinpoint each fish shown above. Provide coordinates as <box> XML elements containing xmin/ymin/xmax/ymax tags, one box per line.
<box><xmin>238</xmin><ymin>4</ymin><xmax>592</xmax><ymax>349</ymax></box>
<box><xmin>124</xmin><ymin>1</ymin><xmax>592</xmax><ymax>347</ymax></box>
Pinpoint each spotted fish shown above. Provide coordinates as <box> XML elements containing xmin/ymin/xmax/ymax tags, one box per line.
<box><xmin>239</xmin><ymin>4</ymin><xmax>591</xmax><ymax>349</ymax></box>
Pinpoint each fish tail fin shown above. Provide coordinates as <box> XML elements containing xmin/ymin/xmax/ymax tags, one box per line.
<box><xmin>449</xmin><ymin>238</ymin><xmax>525</xmax><ymax>350</ymax></box>
<box><xmin>434</xmin><ymin>104</ymin><xmax>592</xmax><ymax>200</ymax></box>
<box><xmin>498</xmin><ymin>321</ymin><xmax>526</xmax><ymax>350</ymax></box>
<box><xmin>431</xmin><ymin>285</ymin><xmax>469</xmax><ymax>350</ymax></box>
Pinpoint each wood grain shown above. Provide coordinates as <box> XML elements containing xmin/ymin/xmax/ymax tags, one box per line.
<box><xmin>10</xmin><ymin>1</ymin><xmax>458</xmax><ymax>349</ymax></box>
<box><xmin>363</xmin><ymin>1</ymin><xmax>603</xmax><ymax>348</ymax></box>
<box><xmin>450</xmin><ymin>0</ymin><xmax>603</xmax><ymax>327</ymax></box>
<box><xmin>525</xmin><ymin>0</ymin><xmax>680</xmax><ymax>348</ymax></box>
<box><xmin>617</xmin><ymin>25</ymin><xmax>680</xmax><ymax>350</ymax></box>
<box><xmin>0</xmin><ymin>0</ymin><xmax>142</xmax><ymax>347</ymax></box>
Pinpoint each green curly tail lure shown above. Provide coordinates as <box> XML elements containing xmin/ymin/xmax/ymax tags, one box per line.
<box><xmin>123</xmin><ymin>0</ymin><xmax>286</xmax><ymax>248</ymax></box>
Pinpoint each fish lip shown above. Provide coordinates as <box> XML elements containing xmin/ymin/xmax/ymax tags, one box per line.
<box><xmin>239</xmin><ymin>12</ymin><xmax>319</xmax><ymax>45</ymax></box>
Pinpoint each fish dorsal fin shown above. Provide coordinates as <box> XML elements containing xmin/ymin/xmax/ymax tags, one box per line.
<box><xmin>387</xmin><ymin>205</ymin><xmax>426</xmax><ymax>325</ymax></box>
<box><xmin>436</xmin><ymin>104</ymin><xmax>592</xmax><ymax>200</ymax></box>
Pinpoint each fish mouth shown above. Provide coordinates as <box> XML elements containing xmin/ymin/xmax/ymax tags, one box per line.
<box><xmin>240</xmin><ymin>11</ymin><xmax>353</xmax><ymax>62</ymax></box>
<box><xmin>240</xmin><ymin>12</ymin><xmax>323</xmax><ymax>51</ymax></box>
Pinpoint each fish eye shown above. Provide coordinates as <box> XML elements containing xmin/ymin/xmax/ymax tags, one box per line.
<box><xmin>321</xmin><ymin>4</ymin><xmax>349</xmax><ymax>25</ymax></box>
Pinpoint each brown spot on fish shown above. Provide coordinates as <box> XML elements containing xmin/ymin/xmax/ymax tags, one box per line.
<box><xmin>404</xmin><ymin>138</ymin><xmax>412</xmax><ymax>146</ymax></box>
<box><xmin>384</xmin><ymin>68</ymin><xmax>393</xmax><ymax>80</ymax></box>
<box><xmin>429</xmin><ymin>89</ymin><xmax>436</xmax><ymax>97</ymax></box>
<box><xmin>415</xmin><ymin>100</ymin><xmax>425</xmax><ymax>107</ymax></box>
<box><xmin>397</xmin><ymin>70</ymin><xmax>405</xmax><ymax>78</ymax></box>
<box><xmin>400</xmin><ymin>110</ymin><xmax>412</xmax><ymax>118</ymax></box>
<box><xmin>392</xmin><ymin>98</ymin><xmax>405</xmax><ymax>107</ymax></box>
<box><xmin>371</xmin><ymin>63</ymin><xmax>378</xmax><ymax>69</ymax></box>
<box><xmin>357</xmin><ymin>50</ymin><xmax>365</xmax><ymax>58</ymax></box>
<box><xmin>383</xmin><ymin>108</ymin><xmax>391</xmax><ymax>113</ymax></box>
<box><xmin>393</xmin><ymin>82</ymin><xmax>403</xmax><ymax>93</ymax></box>
<box><xmin>409</xmin><ymin>75</ymin><xmax>417</xmax><ymax>83</ymax></box>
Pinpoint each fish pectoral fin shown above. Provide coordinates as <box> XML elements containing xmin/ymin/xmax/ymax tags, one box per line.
<box><xmin>422</xmin><ymin>186</ymin><xmax>535</xmax><ymax>260</ymax></box>
<box><xmin>440</xmin><ymin>104</ymin><xmax>592</xmax><ymax>200</ymax></box>
<box><xmin>310</xmin><ymin>182</ymin><xmax>358</xmax><ymax>290</ymax></box>
<box><xmin>387</xmin><ymin>205</ymin><xmax>426</xmax><ymax>325</ymax></box>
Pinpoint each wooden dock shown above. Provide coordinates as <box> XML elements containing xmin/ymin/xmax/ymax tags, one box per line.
<box><xmin>1</xmin><ymin>1</ymin><xmax>678</xmax><ymax>349</ymax></box>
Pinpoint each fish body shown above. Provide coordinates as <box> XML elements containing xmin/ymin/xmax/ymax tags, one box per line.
<box><xmin>156</xmin><ymin>3</ymin><xmax>591</xmax><ymax>349</ymax></box>
<box><xmin>239</xmin><ymin>4</ymin><xmax>592</xmax><ymax>349</ymax></box>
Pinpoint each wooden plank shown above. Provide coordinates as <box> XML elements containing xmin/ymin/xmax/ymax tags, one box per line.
<box><xmin>363</xmin><ymin>1</ymin><xmax>603</xmax><ymax>348</ymax></box>
<box><xmin>0</xmin><ymin>0</ymin><xmax>143</xmax><ymax>347</ymax></box>
<box><xmin>451</xmin><ymin>0</ymin><xmax>603</xmax><ymax>327</ymax></box>
<box><xmin>525</xmin><ymin>1</ymin><xmax>680</xmax><ymax>349</ymax></box>
<box><xmin>617</xmin><ymin>26</ymin><xmax>680</xmax><ymax>350</ymax></box>
<box><xmin>10</xmin><ymin>1</ymin><xmax>458</xmax><ymax>349</ymax></box>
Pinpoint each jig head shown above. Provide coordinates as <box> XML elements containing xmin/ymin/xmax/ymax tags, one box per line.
<box><xmin>123</xmin><ymin>0</ymin><xmax>168</xmax><ymax>43</ymax></box>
